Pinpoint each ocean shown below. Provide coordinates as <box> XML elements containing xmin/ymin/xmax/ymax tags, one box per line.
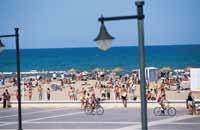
<box><xmin>0</xmin><ymin>45</ymin><xmax>200</xmax><ymax>72</ymax></box>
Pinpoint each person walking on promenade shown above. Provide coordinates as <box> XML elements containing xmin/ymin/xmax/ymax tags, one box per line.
<box><xmin>121</xmin><ymin>85</ymin><xmax>128</xmax><ymax>108</ymax></box>
<box><xmin>6</xmin><ymin>89</ymin><xmax>11</xmax><ymax>108</ymax></box>
<box><xmin>38</xmin><ymin>85</ymin><xmax>43</xmax><ymax>100</ymax></box>
<box><xmin>2</xmin><ymin>89</ymin><xmax>11</xmax><ymax>108</ymax></box>
<box><xmin>47</xmin><ymin>88</ymin><xmax>51</xmax><ymax>100</ymax></box>
<box><xmin>2</xmin><ymin>90</ymin><xmax>7</xmax><ymax>108</ymax></box>
<box><xmin>186</xmin><ymin>91</ymin><xmax>196</xmax><ymax>115</ymax></box>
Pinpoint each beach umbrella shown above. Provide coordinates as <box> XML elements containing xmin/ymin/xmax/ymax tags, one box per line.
<box><xmin>92</xmin><ymin>68</ymin><xmax>101</xmax><ymax>72</ymax></box>
<box><xmin>132</xmin><ymin>69</ymin><xmax>140</xmax><ymax>72</ymax></box>
<box><xmin>174</xmin><ymin>69</ymin><xmax>184</xmax><ymax>73</ymax></box>
<box><xmin>184</xmin><ymin>66</ymin><xmax>191</xmax><ymax>72</ymax></box>
<box><xmin>67</xmin><ymin>68</ymin><xmax>77</xmax><ymax>74</ymax></box>
<box><xmin>159</xmin><ymin>67</ymin><xmax>172</xmax><ymax>73</ymax></box>
<box><xmin>80</xmin><ymin>71</ymin><xmax>88</xmax><ymax>76</ymax></box>
<box><xmin>112</xmin><ymin>67</ymin><xmax>123</xmax><ymax>73</ymax></box>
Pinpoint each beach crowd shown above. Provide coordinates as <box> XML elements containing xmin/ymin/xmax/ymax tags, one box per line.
<box><xmin>0</xmin><ymin>68</ymin><xmax>192</xmax><ymax>109</ymax></box>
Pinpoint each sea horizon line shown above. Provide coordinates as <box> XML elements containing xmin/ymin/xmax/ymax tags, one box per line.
<box><xmin>3</xmin><ymin>43</ymin><xmax>200</xmax><ymax>50</ymax></box>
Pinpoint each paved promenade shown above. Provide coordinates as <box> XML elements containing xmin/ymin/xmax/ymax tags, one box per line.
<box><xmin>0</xmin><ymin>103</ymin><xmax>200</xmax><ymax>130</ymax></box>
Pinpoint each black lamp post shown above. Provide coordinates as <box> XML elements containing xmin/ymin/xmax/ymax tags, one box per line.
<box><xmin>94</xmin><ymin>1</ymin><xmax>147</xmax><ymax>130</ymax></box>
<box><xmin>0</xmin><ymin>28</ymin><xmax>23</xmax><ymax>130</ymax></box>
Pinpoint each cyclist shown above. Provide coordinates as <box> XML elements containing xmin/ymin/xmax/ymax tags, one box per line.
<box><xmin>158</xmin><ymin>94</ymin><xmax>168</xmax><ymax>114</ymax></box>
<box><xmin>90</xmin><ymin>93</ymin><xmax>98</xmax><ymax>109</ymax></box>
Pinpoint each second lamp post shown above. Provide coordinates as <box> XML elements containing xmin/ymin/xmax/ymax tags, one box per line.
<box><xmin>94</xmin><ymin>1</ymin><xmax>147</xmax><ymax>130</ymax></box>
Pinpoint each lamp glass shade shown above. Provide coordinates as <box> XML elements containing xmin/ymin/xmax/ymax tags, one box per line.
<box><xmin>96</xmin><ymin>39</ymin><xmax>112</xmax><ymax>51</ymax></box>
<box><xmin>0</xmin><ymin>40</ymin><xmax>5</xmax><ymax>53</ymax></box>
<box><xmin>94</xmin><ymin>22</ymin><xmax>114</xmax><ymax>51</ymax></box>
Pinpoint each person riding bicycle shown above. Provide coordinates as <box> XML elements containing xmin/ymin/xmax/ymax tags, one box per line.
<box><xmin>84</xmin><ymin>93</ymin><xmax>104</xmax><ymax>115</ymax></box>
<box><xmin>88</xmin><ymin>93</ymin><xmax>99</xmax><ymax>109</ymax></box>
<box><xmin>158</xmin><ymin>94</ymin><xmax>168</xmax><ymax>114</ymax></box>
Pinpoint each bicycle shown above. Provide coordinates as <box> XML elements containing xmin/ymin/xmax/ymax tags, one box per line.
<box><xmin>84</xmin><ymin>99</ymin><xmax>104</xmax><ymax>115</ymax></box>
<box><xmin>153</xmin><ymin>103</ymin><xmax>176</xmax><ymax>116</ymax></box>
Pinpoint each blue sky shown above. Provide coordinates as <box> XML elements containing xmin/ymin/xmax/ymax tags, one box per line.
<box><xmin>0</xmin><ymin>0</ymin><xmax>200</xmax><ymax>49</ymax></box>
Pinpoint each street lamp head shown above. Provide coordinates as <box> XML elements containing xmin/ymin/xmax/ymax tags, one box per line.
<box><xmin>0</xmin><ymin>39</ymin><xmax>5</xmax><ymax>53</ymax></box>
<box><xmin>135</xmin><ymin>0</ymin><xmax>144</xmax><ymax>6</ymax></box>
<box><xmin>94</xmin><ymin>21</ymin><xmax>114</xmax><ymax>51</ymax></box>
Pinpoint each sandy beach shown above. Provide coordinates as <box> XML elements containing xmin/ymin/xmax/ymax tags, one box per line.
<box><xmin>0</xmin><ymin>76</ymin><xmax>195</xmax><ymax>102</ymax></box>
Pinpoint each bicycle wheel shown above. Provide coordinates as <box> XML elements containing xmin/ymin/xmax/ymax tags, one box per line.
<box><xmin>153</xmin><ymin>107</ymin><xmax>162</xmax><ymax>116</ymax></box>
<box><xmin>96</xmin><ymin>105</ymin><xmax>104</xmax><ymax>115</ymax></box>
<box><xmin>85</xmin><ymin>106</ymin><xmax>93</xmax><ymax>115</ymax></box>
<box><xmin>168</xmin><ymin>107</ymin><xmax>176</xmax><ymax>116</ymax></box>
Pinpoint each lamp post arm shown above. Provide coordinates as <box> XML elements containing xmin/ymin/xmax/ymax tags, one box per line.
<box><xmin>98</xmin><ymin>15</ymin><xmax>139</xmax><ymax>22</ymax></box>
<box><xmin>0</xmin><ymin>34</ymin><xmax>16</xmax><ymax>38</ymax></box>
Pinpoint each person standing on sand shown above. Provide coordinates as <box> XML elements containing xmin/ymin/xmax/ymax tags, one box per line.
<box><xmin>38</xmin><ymin>85</ymin><xmax>43</xmax><ymax>100</ymax></box>
<box><xmin>80</xmin><ymin>88</ymin><xmax>87</xmax><ymax>109</ymax></box>
<box><xmin>68</xmin><ymin>86</ymin><xmax>73</xmax><ymax>100</ymax></box>
<box><xmin>106</xmin><ymin>86</ymin><xmax>111</xmax><ymax>100</ymax></box>
<box><xmin>130</xmin><ymin>83</ymin><xmax>136</xmax><ymax>100</ymax></box>
<box><xmin>28</xmin><ymin>83</ymin><xmax>32</xmax><ymax>100</ymax></box>
<box><xmin>176</xmin><ymin>78</ymin><xmax>181</xmax><ymax>93</ymax></box>
<box><xmin>47</xmin><ymin>88</ymin><xmax>51</xmax><ymax>100</ymax></box>
<box><xmin>114</xmin><ymin>85</ymin><xmax>120</xmax><ymax>100</ymax></box>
